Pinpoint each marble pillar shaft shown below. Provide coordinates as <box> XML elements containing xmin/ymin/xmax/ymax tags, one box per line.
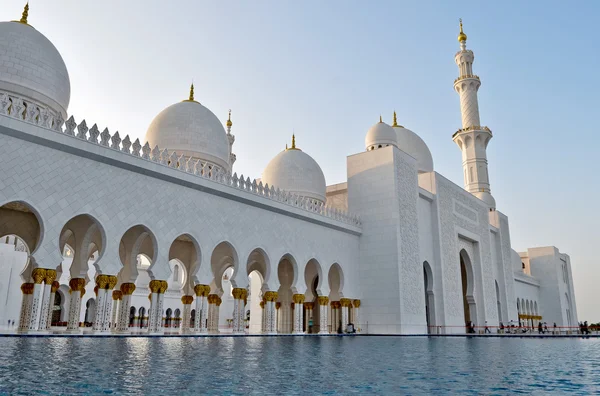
<box><xmin>92</xmin><ymin>289</ymin><xmax>107</xmax><ymax>331</ymax></box>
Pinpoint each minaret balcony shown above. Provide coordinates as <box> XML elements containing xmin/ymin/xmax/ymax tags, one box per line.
<box><xmin>452</xmin><ymin>125</ymin><xmax>492</xmax><ymax>139</ymax></box>
<box><xmin>454</xmin><ymin>74</ymin><xmax>480</xmax><ymax>84</ymax></box>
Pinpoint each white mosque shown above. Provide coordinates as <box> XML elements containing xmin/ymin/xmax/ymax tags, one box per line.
<box><xmin>0</xmin><ymin>5</ymin><xmax>578</xmax><ymax>335</ymax></box>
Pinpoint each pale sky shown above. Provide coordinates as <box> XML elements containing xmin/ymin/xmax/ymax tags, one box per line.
<box><xmin>3</xmin><ymin>1</ymin><xmax>598</xmax><ymax>321</ymax></box>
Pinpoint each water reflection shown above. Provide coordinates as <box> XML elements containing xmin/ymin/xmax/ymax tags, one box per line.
<box><xmin>0</xmin><ymin>337</ymin><xmax>598</xmax><ymax>394</ymax></box>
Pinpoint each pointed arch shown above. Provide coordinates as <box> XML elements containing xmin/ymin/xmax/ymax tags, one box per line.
<box><xmin>0</xmin><ymin>200</ymin><xmax>44</xmax><ymax>255</ymax></box>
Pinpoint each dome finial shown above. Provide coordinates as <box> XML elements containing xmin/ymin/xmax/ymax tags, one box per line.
<box><xmin>379</xmin><ymin>115</ymin><xmax>382</xmax><ymax>123</ymax></box>
<box><xmin>291</xmin><ymin>134</ymin><xmax>296</xmax><ymax>149</ymax></box>
<box><xmin>458</xmin><ymin>18</ymin><xmax>467</xmax><ymax>42</ymax></box>
<box><xmin>14</xmin><ymin>2</ymin><xmax>29</xmax><ymax>25</ymax></box>
<box><xmin>226</xmin><ymin>109</ymin><xmax>233</xmax><ymax>128</ymax></box>
<box><xmin>392</xmin><ymin>111</ymin><xmax>398</xmax><ymax>127</ymax></box>
<box><xmin>188</xmin><ymin>83</ymin><xmax>194</xmax><ymax>101</ymax></box>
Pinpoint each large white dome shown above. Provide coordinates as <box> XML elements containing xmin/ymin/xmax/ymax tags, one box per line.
<box><xmin>261</xmin><ymin>142</ymin><xmax>326</xmax><ymax>203</ymax></box>
<box><xmin>0</xmin><ymin>20</ymin><xmax>70</xmax><ymax>117</ymax></box>
<box><xmin>145</xmin><ymin>99</ymin><xmax>230</xmax><ymax>171</ymax></box>
<box><xmin>365</xmin><ymin>120</ymin><xmax>397</xmax><ymax>151</ymax></box>
<box><xmin>393</xmin><ymin>124</ymin><xmax>434</xmax><ymax>173</ymax></box>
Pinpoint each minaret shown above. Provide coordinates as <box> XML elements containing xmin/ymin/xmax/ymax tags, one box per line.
<box><xmin>226</xmin><ymin>109</ymin><xmax>236</xmax><ymax>168</ymax></box>
<box><xmin>452</xmin><ymin>19</ymin><xmax>496</xmax><ymax>210</ymax></box>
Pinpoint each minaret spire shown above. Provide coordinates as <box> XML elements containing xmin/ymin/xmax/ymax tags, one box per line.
<box><xmin>452</xmin><ymin>19</ymin><xmax>495</xmax><ymax>210</ymax></box>
<box><xmin>291</xmin><ymin>134</ymin><xmax>296</xmax><ymax>149</ymax></box>
<box><xmin>392</xmin><ymin>111</ymin><xmax>398</xmax><ymax>127</ymax></box>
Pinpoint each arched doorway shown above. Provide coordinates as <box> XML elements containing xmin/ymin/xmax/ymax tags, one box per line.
<box><xmin>459</xmin><ymin>249</ymin><xmax>476</xmax><ymax>330</ymax></box>
<box><xmin>328</xmin><ymin>263</ymin><xmax>344</xmax><ymax>334</ymax></box>
<box><xmin>51</xmin><ymin>291</ymin><xmax>62</xmax><ymax>325</ymax></box>
<box><xmin>129</xmin><ymin>306</ymin><xmax>136</xmax><ymax>327</ymax></box>
<box><xmin>423</xmin><ymin>261</ymin><xmax>435</xmax><ymax>333</ymax></box>
<box><xmin>165</xmin><ymin>308</ymin><xmax>173</xmax><ymax>328</ymax></box>
<box><xmin>84</xmin><ymin>298</ymin><xmax>96</xmax><ymax>325</ymax></box>
<box><xmin>246</xmin><ymin>248</ymin><xmax>269</xmax><ymax>334</ymax></box>
<box><xmin>138</xmin><ymin>307</ymin><xmax>146</xmax><ymax>328</ymax></box>
<box><xmin>277</xmin><ymin>254</ymin><xmax>297</xmax><ymax>334</ymax></box>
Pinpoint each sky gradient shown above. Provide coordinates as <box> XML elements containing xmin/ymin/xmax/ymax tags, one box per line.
<box><xmin>2</xmin><ymin>1</ymin><xmax>598</xmax><ymax>321</ymax></box>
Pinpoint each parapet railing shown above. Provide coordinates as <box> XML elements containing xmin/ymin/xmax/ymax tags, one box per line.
<box><xmin>0</xmin><ymin>91</ymin><xmax>361</xmax><ymax>227</ymax></box>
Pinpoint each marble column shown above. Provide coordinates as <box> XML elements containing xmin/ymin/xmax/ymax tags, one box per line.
<box><xmin>353</xmin><ymin>299</ymin><xmax>361</xmax><ymax>333</ymax></box>
<box><xmin>36</xmin><ymin>269</ymin><xmax>57</xmax><ymax>331</ymax></box>
<box><xmin>28</xmin><ymin>268</ymin><xmax>46</xmax><ymax>331</ymax></box>
<box><xmin>318</xmin><ymin>296</ymin><xmax>329</xmax><ymax>334</ymax></box>
<box><xmin>46</xmin><ymin>281</ymin><xmax>60</xmax><ymax>330</ymax></box>
<box><xmin>292</xmin><ymin>294</ymin><xmax>305</xmax><ymax>334</ymax></box>
<box><xmin>180</xmin><ymin>295</ymin><xmax>194</xmax><ymax>334</ymax></box>
<box><xmin>149</xmin><ymin>280</ymin><xmax>168</xmax><ymax>334</ymax></box>
<box><xmin>232</xmin><ymin>288</ymin><xmax>244</xmax><ymax>334</ymax></box>
<box><xmin>214</xmin><ymin>295</ymin><xmax>222</xmax><ymax>333</ymax></box>
<box><xmin>305</xmin><ymin>302</ymin><xmax>314</xmax><ymax>333</ymax></box>
<box><xmin>331</xmin><ymin>301</ymin><xmax>340</xmax><ymax>333</ymax></box>
<box><xmin>117</xmin><ymin>283</ymin><xmax>136</xmax><ymax>332</ymax></box>
<box><xmin>92</xmin><ymin>275</ymin><xmax>110</xmax><ymax>332</ymax></box>
<box><xmin>264</xmin><ymin>291</ymin><xmax>278</xmax><ymax>334</ymax></box>
<box><xmin>241</xmin><ymin>289</ymin><xmax>248</xmax><ymax>333</ymax></box>
<box><xmin>275</xmin><ymin>302</ymin><xmax>281</xmax><ymax>333</ymax></box>
<box><xmin>194</xmin><ymin>284</ymin><xmax>210</xmax><ymax>333</ymax></box>
<box><xmin>101</xmin><ymin>276</ymin><xmax>118</xmax><ymax>332</ymax></box>
<box><xmin>66</xmin><ymin>278</ymin><xmax>86</xmax><ymax>333</ymax></box>
<box><xmin>340</xmin><ymin>298</ymin><xmax>351</xmax><ymax>332</ymax></box>
<box><xmin>260</xmin><ymin>300</ymin><xmax>266</xmax><ymax>333</ymax></box>
<box><xmin>17</xmin><ymin>283</ymin><xmax>34</xmax><ymax>332</ymax></box>
<box><xmin>111</xmin><ymin>290</ymin><xmax>122</xmax><ymax>332</ymax></box>
<box><xmin>147</xmin><ymin>280</ymin><xmax>161</xmax><ymax>333</ymax></box>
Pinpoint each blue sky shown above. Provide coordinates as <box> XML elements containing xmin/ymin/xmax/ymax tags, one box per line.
<box><xmin>3</xmin><ymin>1</ymin><xmax>598</xmax><ymax>321</ymax></box>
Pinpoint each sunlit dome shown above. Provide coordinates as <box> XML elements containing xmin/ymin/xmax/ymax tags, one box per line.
<box><xmin>0</xmin><ymin>6</ymin><xmax>71</xmax><ymax>117</ymax></box>
<box><xmin>392</xmin><ymin>112</ymin><xmax>434</xmax><ymax>173</ymax></box>
<box><xmin>145</xmin><ymin>84</ymin><xmax>231</xmax><ymax>171</ymax></box>
<box><xmin>261</xmin><ymin>136</ymin><xmax>326</xmax><ymax>203</ymax></box>
<box><xmin>365</xmin><ymin>117</ymin><xmax>397</xmax><ymax>151</ymax></box>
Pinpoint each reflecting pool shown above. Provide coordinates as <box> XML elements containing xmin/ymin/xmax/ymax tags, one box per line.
<box><xmin>0</xmin><ymin>336</ymin><xmax>598</xmax><ymax>395</ymax></box>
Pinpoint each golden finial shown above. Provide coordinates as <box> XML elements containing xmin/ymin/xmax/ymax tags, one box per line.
<box><xmin>226</xmin><ymin>109</ymin><xmax>232</xmax><ymax>128</ymax></box>
<box><xmin>392</xmin><ymin>111</ymin><xmax>398</xmax><ymax>127</ymax></box>
<box><xmin>189</xmin><ymin>83</ymin><xmax>195</xmax><ymax>101</ymax></box>
<box><xmin>458</xmin><ymin>18</ymin><xmax>467</xmax><ymax>42</ymax></box>
<box><xmin>291</xmin><ymin>134</ymin><xmax>296</xmax><ymax>149</ymax></box>
<box><xmin>379</xmin><ymin>115</ymin><xmax>383</xmax><ymax>123</ymax></box>
<box><xmin>13</xmin><ymin>2</ymin><xmax>29</xmax><ymax>25</ymax></box>
<box><xmin>286</xmin><ymin>143</ymin><xmax>288</xmax><ymax>150</ymax></box>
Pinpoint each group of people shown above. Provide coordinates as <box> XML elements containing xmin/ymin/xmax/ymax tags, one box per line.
<box><xmin>579</xmin><ymin>321</ymin><xmax>592</xmax><ymax>335</ymax></box>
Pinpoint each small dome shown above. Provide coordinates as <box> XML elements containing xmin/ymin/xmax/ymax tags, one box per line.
<box><xmin>365</xmin><ymin>119</ymin><xmax>397</xmax><ymax>151</ymax></box>
<box><xmin>0</xmin><ymin>20</ymin><xmax>70</xmax><ymax>117</ymax></box>
<box><xmin>392</xmin><ymin>124</ymin><xmax>434</xmax><ymax>173</ymax></box>
<box><xmin>474</xmin><ymin>191</ymin><xmax>496</xmax><ymax>210</ymax></box>
<box><xmin>145</xmin><ymin>99</ymin><xmax>230</xmax><ymax>171</ymax></box>
<box><xmin>261</xmin><ymin>142</ymin><xmax>326</xmax><ymax>203</ymax></box>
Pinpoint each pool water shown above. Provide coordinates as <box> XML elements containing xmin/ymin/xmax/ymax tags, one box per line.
<box><xmin>0</xmin><ymin>336</ymin><xmax>598</xmax><ymax>395</ymax></box>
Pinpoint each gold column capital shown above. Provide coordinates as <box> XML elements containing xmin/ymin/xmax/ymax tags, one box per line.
<box><xmin>112</xmin><ymin>290</ymin><xmax>122</xmax><ymax>300</ymax></box>
<box><xmin>275</xmin><ymin>302</ymin><xmax>281</xmax><ymax>310</ymax></box>
<box><xmin>51</xmin><ymin>281</ymin><xmax>60</xmax><ymax>293</ymax></box>
<box><xmin>159</xmin><ymin>280</ymin><xmax>168</xmax><ymax>293</ymax></box>
<box><xmin>264</xmin><ymin>291</ymin><xmax>279</xmax><ymax>302</ymax></box>
<box><xmin>318</xmin><ymin>296</ymin><xmax>329</xmax><ymax>306</ymax></box>
<box><xmin>20</xmin><ymin>282</ymin><xmax>34</xmax><ymax>295</ymax></box>
<box><xmin>216</xmin><ymin>296</ymin><xmax>222</xmax><ymax>306</ymax></box>
<box><xmin>107</xmin><ymin>275</ymin><xmax>118</xmax><ymax>290</ymax></box>
<box><xmin>232</xmin><ymin>288</ymin><xmax>244</xmax><ymax>299</ymax></box>
<box><xmin>340</xmin><ymin>298</ymin><xmax>352</xmax><ymax>307</ymax></box>
<box><xmin>292</xmin><ymin>294</ymin><xmax>305</xmax><ymax>304</ymax></box>
<box><xmin>95</xmin><ymin>274</ymin><xmax>110</xmax><ymax>289</ymax></box>
<box><xmin>259</xmin><ymin>301</ymin><xmax>265</xmax><ymax>309</ymax></box>
<box><xmin>149</xmin><ymin>280</ymin><xmax>162</xmax><ymax>293</ymax></box>
<box><xmin>305</xmin><ymin>302</ymin><xmax>314</xmax><ymax>310</ymax></box>
<box><xmin>32</xmin><ymin>268</ymin><xmax>46</xmax><ymax>284</ymax></box>
<box><xmin>194</xmin><ymin>284</ymin><xmax>210</xmax><ymax>297</ymax></box>
<box><xmin>94</xmin><ymin>286</ymin><xmax>99</xmax><ymax>296</ymax></box>
<box><xmin>44</xmin><ymin>269</ymin><xmax>57</xmax><ymax>284</ymax></box>
<box><xmin>120</xmin><ymin>282</ymin><xmax>136</xmax><ymax>295</ymax></box>
<box><xmin>352</xmin><ymin>299</ymin><xmax>361</xmax><ymax>308</ymax></box>
<box><xmin>181</xmin><ymin>295</ymin><xmax>194</xmax><ymax>305</ymax></box>
<box><xmin>69</xmin><ymin>278</ymin><xmax>86</xmax><ymax>293</ymax></box>
<box><xmin>330</xmin><ymin>301</ymin><xmax>340</xmax><ymax>309</ymax></box>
